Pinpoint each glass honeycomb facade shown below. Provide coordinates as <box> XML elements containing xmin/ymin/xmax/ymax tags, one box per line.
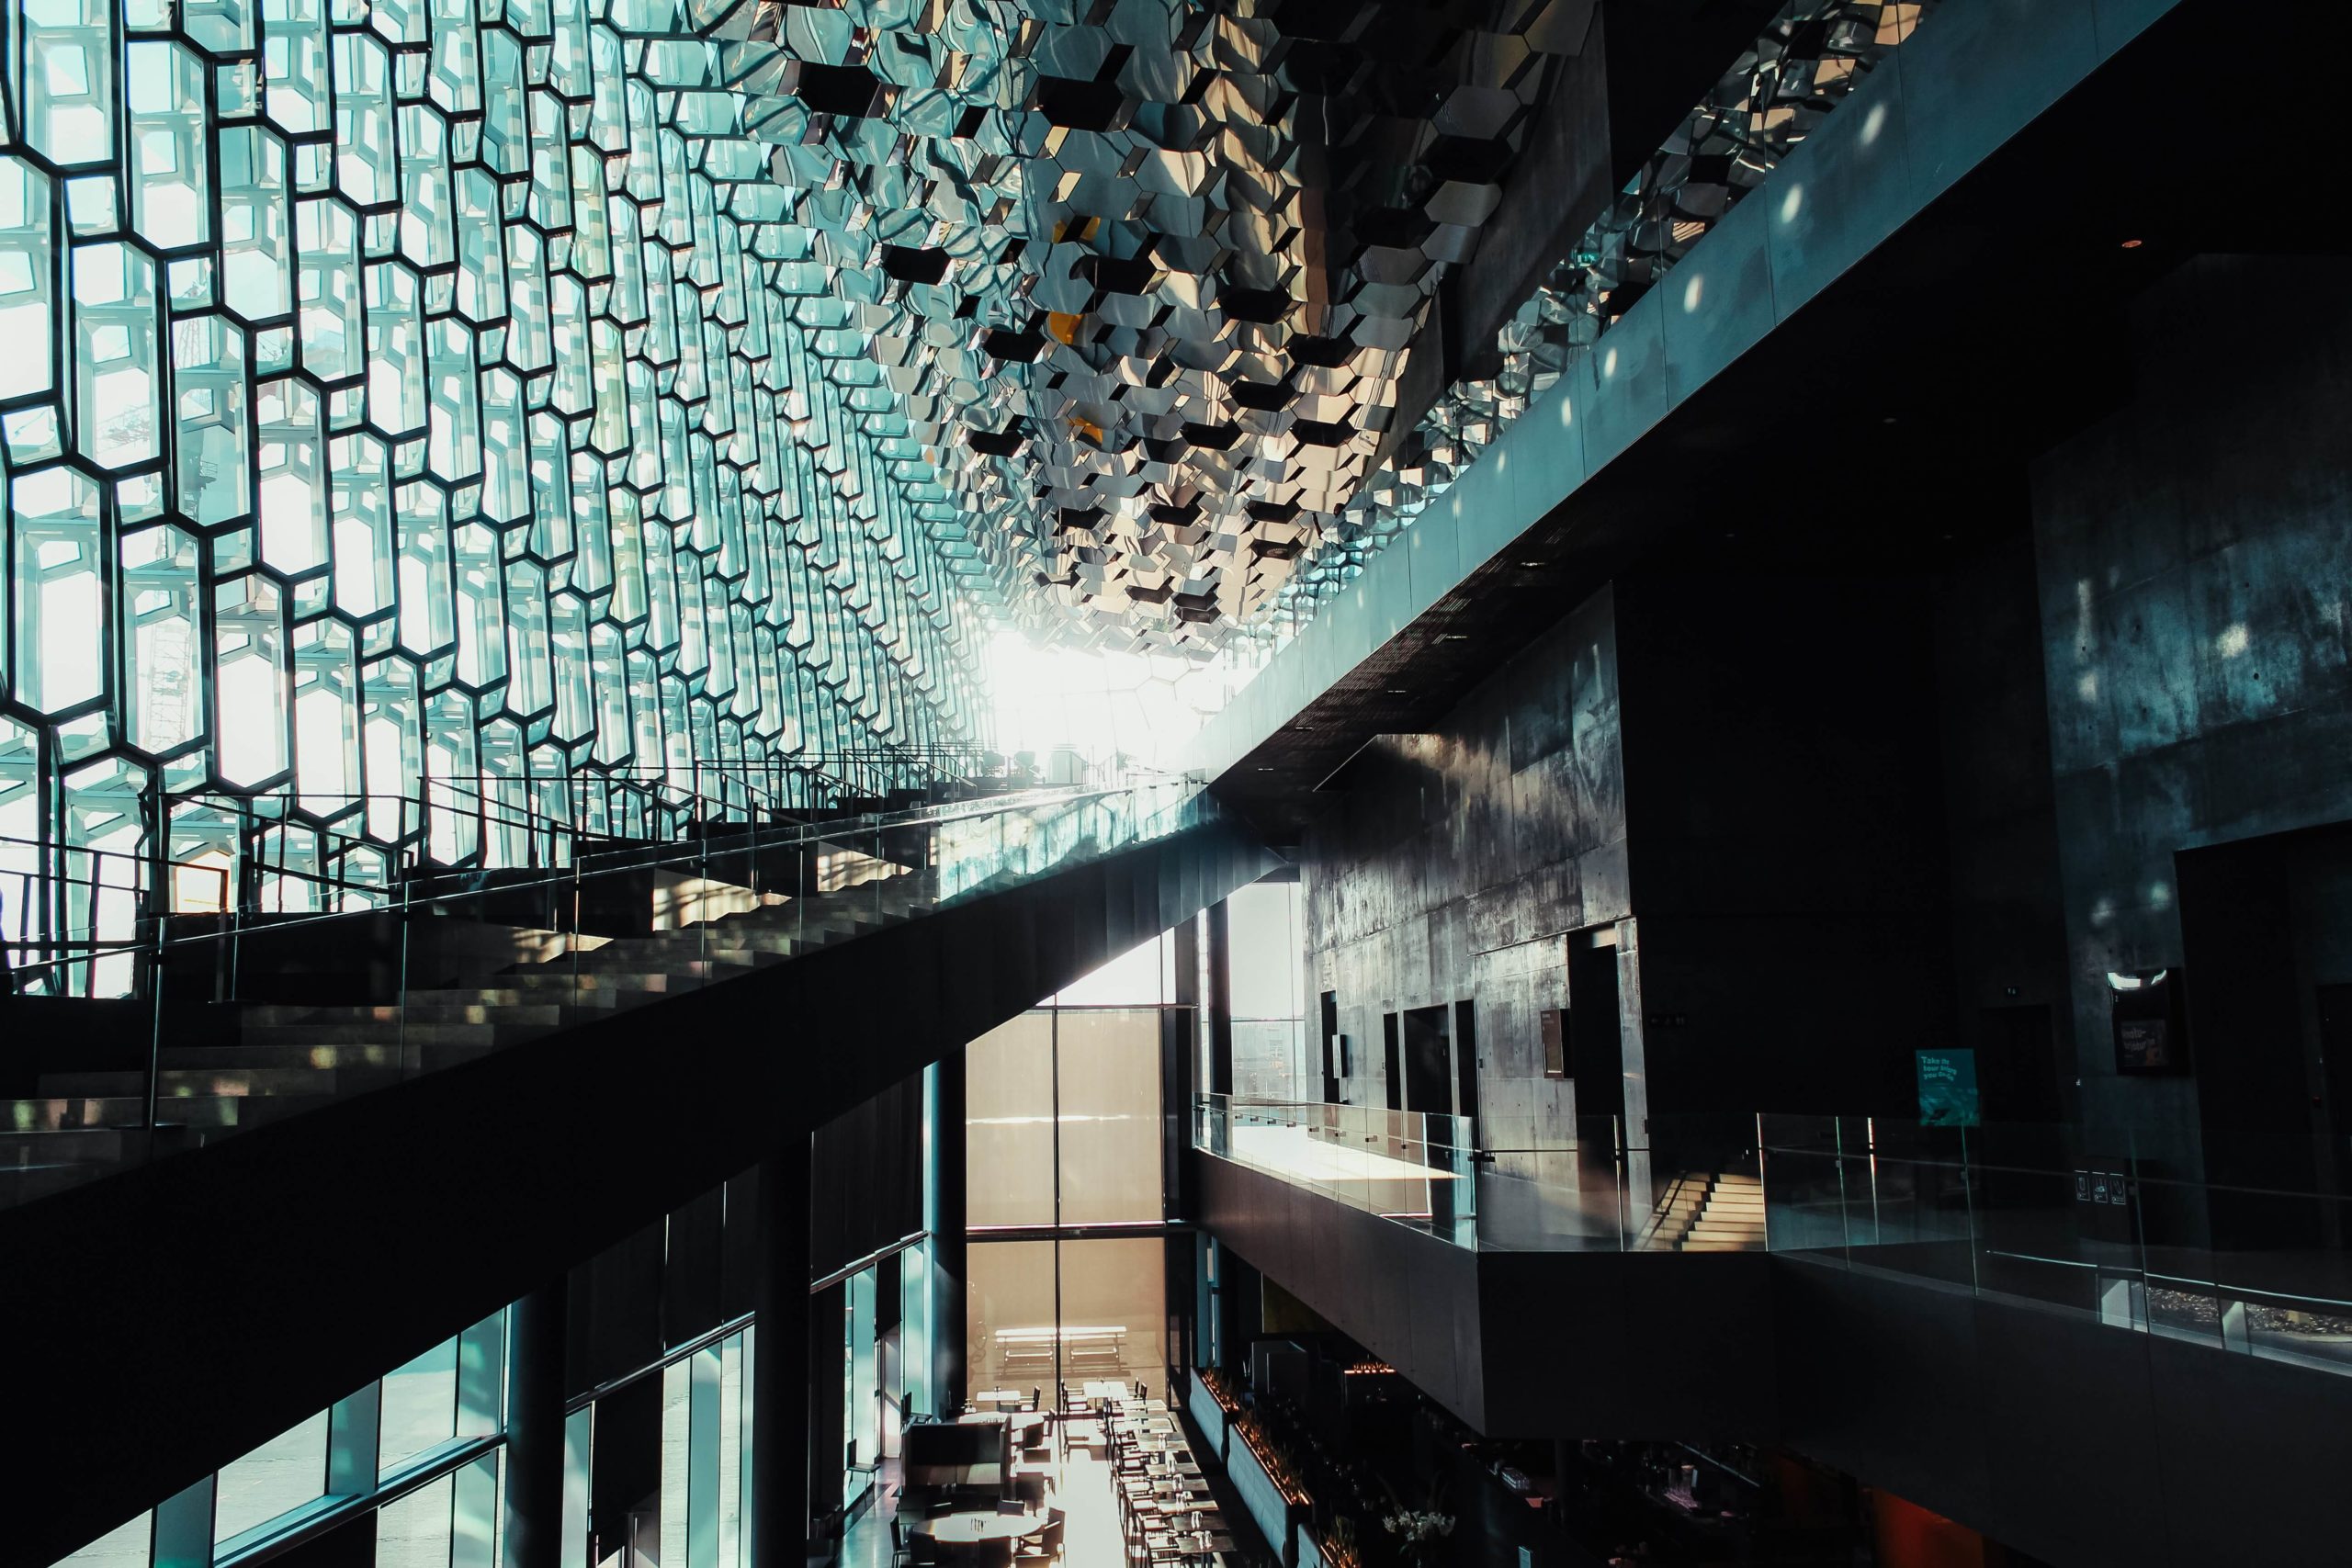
<box><xmin>0</xmin><ymin>0</ymin><xmax>996</xmax><ymax>987</ymax></box>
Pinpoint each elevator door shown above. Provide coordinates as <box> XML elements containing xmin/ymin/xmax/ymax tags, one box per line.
<box><xmin>1978</xmin><ymin>1004</ymin><xmax>2065</xmax><ymax>1124</ymax></box>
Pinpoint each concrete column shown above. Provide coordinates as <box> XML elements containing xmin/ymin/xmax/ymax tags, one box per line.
<box><xmin>503</xmin><ymin>1278</ymin><xmax>569</xmax><ymax>1568</ymax></box>
<box><xmin>927</xmin><ymin>1051</ymin><xmax>967</xmax><ymax>1416</ymax></box>
<box><xmin>752</xmin><ymin>1140</ymin><xmax>811</xmax><ymax>1568</ymax></box>
<box><xmin>1205</xmin><ymin>902</ymin><xmax>1234</xmax><ymax>1096</ymax></box>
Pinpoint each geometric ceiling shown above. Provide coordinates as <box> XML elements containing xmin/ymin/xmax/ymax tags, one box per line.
<box><xmin>692</xmin><ymin>0</ymin><xmax>1595</xmax><ymax>649</ymax></box>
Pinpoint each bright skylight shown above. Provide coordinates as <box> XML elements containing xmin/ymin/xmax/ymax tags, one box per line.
<box><xmin>983</xmin><ymin>633</ymin><xmax>1250</xmax><ymax>776</ymax></box>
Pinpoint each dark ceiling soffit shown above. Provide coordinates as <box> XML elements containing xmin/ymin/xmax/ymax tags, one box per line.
<box><xmin>1312</xmin><ymin>732</ymin><xmax>1426</xmax><ymax>794</ymax></box>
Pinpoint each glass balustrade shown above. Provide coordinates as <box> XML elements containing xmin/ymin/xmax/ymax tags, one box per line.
<box><xmin>1193</xmin><ymin>1095</ymin><xmax>2352</xmax><ymax>1378</ymax></box>
<box><xmin>1193</xmin><ymin>1094</ymin><xmax>1765</xmax><ymax>1256</ymax></box>
<box><xmin>0</xmin><ymin>773</ymin><xmax>1214</xmax><ymax>1210</ymax></box>
<box><xmin>1757</xmin><ymin>1113</ymin><xmax>2352</xmax><ymax>1378</ymax></box>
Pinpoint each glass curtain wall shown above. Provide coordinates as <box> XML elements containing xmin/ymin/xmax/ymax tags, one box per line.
<box><xmin>966</xmin><ymin>931</ymin><xmax>1180</xmax><ymax>1406</ymax></box>
<box><xmin>0</xmin><ymin>0</ymin><xmax>997</xmax><ymax>998</ymax></box>
<box><xmin>653</xmin><ymin>1329</ymin><xmax>754</xmax><ymax>1568</ymax></box>
<box><xmin>53</xmin><ymin>1306</ymin><xmax>511</xmax><ymax>1568</ymax></box>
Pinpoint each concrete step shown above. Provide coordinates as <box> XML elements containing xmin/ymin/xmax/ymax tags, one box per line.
<box><xmin>170</xmin><ymin>1042</ymin><xmax>407</xmax><ymax>1072</ymax></box>
<box><xmin>241</xmin><ymin>997</ymin><xmax>586</xmax><ymax>1026</ymax></box>
<box><xmin>580</xmin><ymin>936</ymin><xmax>769</xmax><ymax>966</ymax></box>
<box><xmin>3</xmin><ymin>1096</ymin><xmax>146</xmax><ymax>1132</ymax></box>
<box><xmin>238</xmin><ymin>1021</ymin><xmax>528</xmax><ymax>1049</ymax></box>
<box><xmin>149</xmin><ymin>1065</ymin><xmax>406</xmax><ymax>1099</ymax></box>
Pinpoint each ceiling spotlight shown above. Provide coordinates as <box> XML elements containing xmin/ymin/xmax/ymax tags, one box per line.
<box><xmin>2120</xmin><ymin>238</ymin><xmax>2144</xmax><ymax>249</ymax></box>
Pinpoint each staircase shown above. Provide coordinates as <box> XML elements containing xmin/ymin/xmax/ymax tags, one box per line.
<box><xmin>1679</xmin><ymin>1171</ymin><xmax>1767</xmax><ymax>1251</ymax></box>
<box><xmin>1640</xmin><ymin>1170</ymin><xmax>1768</xmax><ymax>1252</ymax></box>
<box><xmin>3</xmin><ymin>780</ymin><xmax>1188</xmax><ymax>1207</ymax></box>
<box><xmin>8</xmin><ymin>871</ymin><xmax>929</xmax><ymax>1157</ymax></box>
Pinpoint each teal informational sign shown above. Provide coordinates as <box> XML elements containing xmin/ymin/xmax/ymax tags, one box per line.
<box><xmin>1917</xmin><ymin>1048</ymin><xmax>1981</xmax><ymax>1127</ymax></box>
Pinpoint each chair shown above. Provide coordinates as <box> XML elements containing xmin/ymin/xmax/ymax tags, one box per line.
<box><xmin>1015</xmin><ymin>1517</ymin><xmax>1065</xmax><ymax>1562</ymax></box>
<box><xmin>890</xmin><ymin>1517</ymin><xmax>913</xmax><ymax>1568</ymax></box>
<box><xmin>1013</xmin><ymin>1472</ymin><xmax>1048</xmax><ymax>1507</ymax></box>
<box><xmin>969</xmin><ymin>1538</ymin><xmax>1018</xmax><ymax>1568</ymax></box>
<box><xmin>908</xmin><ymin>1538</ymin><xmax>946</xmax><ymax>1568</ymax></box>
<box><xmin>996</xmin><ymin>1499</ymin><xmax>1028</xmax><ymax>1517</ymax></box>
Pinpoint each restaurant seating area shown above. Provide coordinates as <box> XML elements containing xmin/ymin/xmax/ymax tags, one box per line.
<box><xmin>865</xmin><ymin>1380</ymin><xmax>1247</xmax><ymax>1568</ymax></box>
<box><xmin>1099</xmin><ymin>1394</ymin><xmax>1238</xmax><ymax>1567</ymax></box>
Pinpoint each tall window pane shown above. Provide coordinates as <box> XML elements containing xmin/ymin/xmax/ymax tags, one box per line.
<box><xmin>379</xmin><ymin>1337</ymin><xmax>458</xmax><ymax>1473</ymax></box>
<box><xmin>1228</xmin><ymin>881</ymin><xmax>1308</xmax><ymax>1100</ymax></box>
<box><xmin>967</xmin><ymin>1239</ymin><xmax>1056</xmax><ymax>1400</ymax></box>
<box><xmin>214</xmin><ymin>1409</ymin><xmax>329</xmax><ymax>1544</ymax></box>
<box><xmin>966</xmin><ymin>1013</ymin><xmax>1055</xmax><ymax>1228</ymax></box>
<box><xmin>54</xmin><ymin>1512</ymin><xmax>148</xmax><ymax>1568</ymax></box>
<box><xmin>374</xmin><ymin>1473</ymin><xmax>452</xmax><ymax>1568</ymax></box>
<box><xmin>1058</xmin><ymin>1237</ymin><xmax>1169</xmax><ymax>1399</ymax></box>
<box><xmin>1055</xmin><ymin>1008</ymin><xmax>1164</xmax><ymax>1225</ymax></box>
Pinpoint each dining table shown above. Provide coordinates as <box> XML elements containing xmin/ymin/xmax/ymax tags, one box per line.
<box><xmin>910</xmin><ymin>1510</ymin><xmax>1048</xmax><ymax>1546</ymax></box>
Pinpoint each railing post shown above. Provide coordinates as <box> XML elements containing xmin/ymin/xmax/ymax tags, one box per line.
<box><xmin>142</xmin><ymin>786</ymin><xmax>168</xmax><ymax>1000</ymax></box>
<box><xmin>396</xmin><ymin>853</ymin><xmax>413</xmax><ymax>1079</ymax></box>
<box><xmin>145</xmin><ymin>847</ymin><xmax>165</xmax><ymax>1151</ymax></box>
<box><xmin>228</xmin><ymin>801</ymin><xmax>251</xmax><ymax>1001</ymax></box>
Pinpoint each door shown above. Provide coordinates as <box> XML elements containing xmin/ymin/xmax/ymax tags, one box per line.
<box><xmin>1453</xmin><ymin>999</ymin><xmax>1480</xmax><ymax>1135</ymax></box>
<box><xmin>2320</xmin><ymin>986</ymin><xmax>2352</xmax><ymax>1189</ymax></box>
<box><xmin>1320</xmin><ymin>991</ymin><xmax>1340</xmax><ymax>1102</ymax></box>
<box><xmin>1977</xmin><ymin>1004</ymin><xmax>2065</xmax><ymax>1124</ymax></box>
<box><xmin>1568</xmin><ymin>937</ymin><xmax>1623</xmax><ymax>1125</ymax></box>
<box><xmin>1382</xmin><ymin>1012</ymin><xmax>1402</xmax><ymax>1111</ymax></box>
<box><xmin>1402</xmin><ymin>1005</ymin><xmax>1452</xmax><ymax>1116</ymax></box>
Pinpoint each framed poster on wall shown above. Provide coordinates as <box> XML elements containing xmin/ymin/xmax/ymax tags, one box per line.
<box><xmin>1916</xmin><ymin>1048</ymin><xmax>1981</xmax><ymax>1126</ymax></box>
<box><xmin>2109</xmin><ymin>968</ymin><xmax>2188</xmax><ymax>1074</ymax></box>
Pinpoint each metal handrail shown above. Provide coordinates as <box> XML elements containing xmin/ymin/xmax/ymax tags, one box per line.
<box><xmin>3</xmin><ymin>780</ymin><xmax>1182</xmax><ymax>980</ymax></box>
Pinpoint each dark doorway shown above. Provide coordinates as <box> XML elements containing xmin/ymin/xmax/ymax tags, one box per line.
<box><xmin>1402</xmin><ymin>1005</ymin><xmax>1452</xmax><ymax>1116</ymax></box>
<box><xmin>1320</xmin><ymin>990</ymin><xmax>1340</xmax><ymax>1102</ymax></box>
<box><xmin>2320</xmin><ymin>986</ymin><xmax>2352</xmax><ymax>1190</ymax></box>
<box><xmin>1568</xmin><ymin>934</ymin><xmax>1623</xmax><ymax>1124</ymax></box>
<box><xmin>1382</xmin><ymin>1012</ymin><xmax>1402</xmax><ymax>1111</ymax></box>
<box><xmin>1977</xmin><ymin>1004</ymin><xmax>2065</xmax><ymax>1124</ymax></box>
<box><xmin>1453</xmin><ymin>1000</ymin><xmax>1480</xmax><ymax>1137</ymax></box>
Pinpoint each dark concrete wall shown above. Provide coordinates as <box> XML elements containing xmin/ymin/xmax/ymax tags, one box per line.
<box><xmin>1928</xmin><ymin>531</ymin><xmax>2078</xmax><ymax>1116</ymax></box>
<box><xmin>1300</xmin><ymin>565</ymin><xmax>1971</xmax><ymax>1144</ymax></box>
<box><xmin>1614</xmin><ymin>572</ymin><xmax>1957</xmax><ymax>1125</ymax></box>
<box><xmin>1301</xmin><ymin>584</ymin><xmax>1628</xmax><ymax>1145</ymax></box>
<box><xmin>2030</xmin><ymin>254</ymin><xmax>2352</xmax><ymax>1168</ymax></box>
